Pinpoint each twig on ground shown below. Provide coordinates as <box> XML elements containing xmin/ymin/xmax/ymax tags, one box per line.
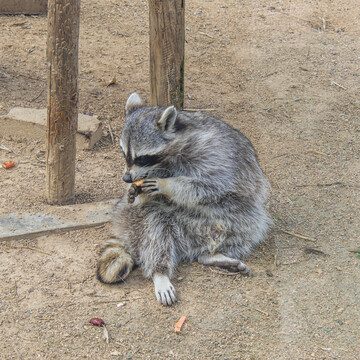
<box><xmin>184</xmin><ymin>108</ymin><xmax>216</xmax><ymax>112</ymax></box>
<box><xmin>93</xmin><ymin>297</ymin><xmax>142</xmax><ymax>304</ymax></box>
<box><xmin>107</xmin><ymin>123</ymin><xmax>115</xmax><ymax>144</ymax></box>
<box><xmin>321</xmin><ymin>18</ymin><xmax>327</xmax><ymax>31</ymax></box>
<box><xmin>198</xmin><ymin>31</ymin><xmax>214</xmax><ymax>38</ymax></box>
<box><xmin>31</xmin><ymin>89</ymin><xmax>44</xmax><ymax>102</ymax></box>
<box><xmin>67</xmin><ymin>280</ymin><xmax>73</xmax><ymax>294</ymax></box>
<box><xmin>208</xmin><ymin>267</ymin><xmax>239</xmax><ymax>276</ymax></box>
<box><xmin>0</xmin><ymin>144</ymin><xmax>13</xmax><ymax>153</ymax></box>
<box><xmin>24</xmin><ymin>246</ymin><xmax>52</xmax><ymax>256</ymax></box>
<box><xmin>11</xmin><ymin>21</ymin><xmax>27</xmax><ymax>27</ymax></box>
<box><xmin>14</xmin><ymin>280</ymin><xmax>18</xmax><ymax>297</ymax></box>
<box><xmin>278</xmin><ymin>11</ymin><xmax>311</xmax><ymax>24</ymax></box>
<box><xmin>295</xmin><ymin>182</ymin><xmax>357</xmax><ymax>188</ymax></box>
<box><xmin>103</xmin><ymin>325</ymin><xmax>110</xmax><ymax>344</ymax></box>
<box><xmin>307</xmin><ymin>149</ymin><xmax>329</xmax><ymax>156</ymax></box>
<box><xmin>253</xmin><ymin>308</ymin><xmax>269</xmax><ymax>317</ymax></box>
<box><xmin>7</xmin><ymin>245</ymin><xmax>52</xmax><ymax>256</ymax></box>
<box><xmin>280</xmin><ymin>260</ymin><xmax>304</xmax><ymax>266</ymax></box>
<box><xmin>304</xmin><ymin>248</ymin><xmax>328</xmax><ymax>256</ymax></box>
<box><xmin>281</xmin><ymin>230</ymin><xmax>317</xmax><ymax>242</ymax></box>
<box><xmin>274</xmin><ymin>254</ymin><xmax>279</xmax><ymax>267</ymax></box>
<box><xmin>331</xmin><ymin>81</ymin><xmax>347</xmax><ymax>90</ymax></box>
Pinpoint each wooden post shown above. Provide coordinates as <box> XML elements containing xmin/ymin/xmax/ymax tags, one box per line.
<box><xmin>149</xmin><ymin>0</ymin><xmax>185</xmax><ymax>109</ymax></box>
<box><xmin>46</xmin><ymin>0</ymin><xmax>80</xmax><ymax>205</ymax></box>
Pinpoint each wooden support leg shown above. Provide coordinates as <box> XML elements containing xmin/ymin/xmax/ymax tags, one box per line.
<box><xmin>46</xmin><ymin>0</ymin><xmax>80</xmax><ymax>205</ymax></box>
<box><xmin>149</xmin><ymin>0</ymin><xmax>185</xmax><ymax>109</ymax></box>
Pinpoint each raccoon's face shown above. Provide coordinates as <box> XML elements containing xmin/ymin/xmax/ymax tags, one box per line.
<box><xmin>120</xmin><ymin>93</ymin><xmax>180</xmax><ymax>183</ymax></box>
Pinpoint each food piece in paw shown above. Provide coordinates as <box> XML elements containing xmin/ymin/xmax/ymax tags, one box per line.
<box><xmin>133</xmin><ymin>179</ymin><xmax>144</xmax><ymax>187</ymax></box>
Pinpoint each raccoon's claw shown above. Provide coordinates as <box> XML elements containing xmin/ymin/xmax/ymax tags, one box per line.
<box><xmin>141</xmin><ymin>179</ymin><xmax>160</xmax><ymax>195</ymax></box>
<box><xmin>127</xmin><ymin>184</ymin><xmax>140</xmax><ymax>203</ymax></box>
<box><xmin>237</xmin><ymin>262</ymin><xmax>251</xmax><ymax>276</ymax></box>
<box><xmin>156</xmin><ymin>286</ymin><xmax>176</xmax><ymax>306</ymax></box>
<box><xmin>153</xmin><ymin>273</ymin><xmax>176</xmax><ymax>306</ymax></box>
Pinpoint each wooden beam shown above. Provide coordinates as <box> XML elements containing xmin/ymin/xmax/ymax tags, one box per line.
<box><xmin>0</xmin><ymin>0</ymin><xmax>47</xmax><ymax>15</ymax></box>
<box><xmin>46</xmin><ymin>0</ymin><xmax>80</xmax><ymax>205</ymax></box>
<box><xmin>149</xmin><ymin>0</ymin><xmax>185</xmax><ymax>109</ymax></box>
<box><xmin>0</xmin><ymin>200</ymin><xmax>116</xmax><ymax>241</ymax></box>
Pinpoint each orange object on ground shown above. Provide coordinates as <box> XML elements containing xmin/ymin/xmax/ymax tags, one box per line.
<box><xmin>174</xmin><ymin>316</ymin><xmax>186</xmax><ymax>333</ymax></box>
<box><xmin>2</xmin><ymin>161</ymin><xmax>15</xmax><ymax>169</ymax></box>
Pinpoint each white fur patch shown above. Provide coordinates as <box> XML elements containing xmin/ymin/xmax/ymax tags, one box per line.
<box><xmin>153</xmin><ymin>273</ymin><xmax>176</xmax><ymax>306</ymax></box>
<box><xmin>119</xmin><ymin>138</ymin><xmax>125</xmax><ymax>152</ymax></box>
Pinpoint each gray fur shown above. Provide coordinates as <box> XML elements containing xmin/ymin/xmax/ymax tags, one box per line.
<box><xmin>97</xmin><ymin>93</ymin><xmax>271</xmax><ymax>303</ymax></box>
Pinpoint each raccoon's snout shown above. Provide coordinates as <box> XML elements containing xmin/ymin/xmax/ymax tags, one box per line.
<box><xmin>123</xmin><ymin>172</ymin><xmax>133</xmax><ymax>183</ymax></box>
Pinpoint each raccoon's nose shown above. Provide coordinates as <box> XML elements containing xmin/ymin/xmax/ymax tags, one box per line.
<box><xmin>122</xmin><ymin>172</ymin><xmax>133</xmax><ymax>183</ymax></box>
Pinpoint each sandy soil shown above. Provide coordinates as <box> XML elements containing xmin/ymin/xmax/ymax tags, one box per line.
<box><xmin>0</xmin><ymin>0</ymin><xmax>359</xmax><ymax>359</ymax></box>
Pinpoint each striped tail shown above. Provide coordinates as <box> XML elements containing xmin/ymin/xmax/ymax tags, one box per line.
<box><xmin>96</xmin><ymin>239</ymin><xmax>134</xmax><ymax>284</ymax></box>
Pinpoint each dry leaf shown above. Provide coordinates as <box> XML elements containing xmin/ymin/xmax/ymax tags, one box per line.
<box><xmin>103</xmin><ymin>325</ymin><xmax>109</xmax><ymax>343</ymax></box>
<box><xmin>106</xmin><ymin>76</ymin><xmax>117</xmax><ymax>87</ymax></box>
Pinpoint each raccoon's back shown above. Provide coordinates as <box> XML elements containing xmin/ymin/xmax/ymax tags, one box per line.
<box><xmin>176</xmin><ymin>111</ymin><xmax>268</xmax><ymax>198</ymax></box>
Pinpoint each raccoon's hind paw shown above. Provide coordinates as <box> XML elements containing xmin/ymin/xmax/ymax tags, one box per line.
<box><xmin>198</xmin><ymin>253</ymin><xmax>251</xmax><ymax>276</ymax></box>
<box><xmin>237</xmin><ymin>262</ymin><xmax>251</xmax><ymax>276</ymax></box>
<box><xmin>153</xmin><ymin>273</ymin><xmax>176</xmax><ymax>306</ymax></box>
<box><xmin>96</xmin><ymin>244</ymin><xmax>134</xmax><ymax>284</ymax></box>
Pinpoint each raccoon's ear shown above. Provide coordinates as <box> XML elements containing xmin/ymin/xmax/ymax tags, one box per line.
<box><xmin>125</xmin><ymin>92</ymin><xmax>144</xmax><ymax>115</ymax></box>
<box><xmin>157</xmin><ymin>106</ymin><xmax>177</xmax><ymax>132</ymax></box>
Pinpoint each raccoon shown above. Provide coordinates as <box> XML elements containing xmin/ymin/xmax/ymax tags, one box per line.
<box><xmin>97</xmin><ymin>93</ymin><xmax>271</xmax><ymax>306</ymax></box>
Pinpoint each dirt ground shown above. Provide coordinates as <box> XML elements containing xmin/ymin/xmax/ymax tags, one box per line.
<box><xmin>1</xmin><ymin>0</ymin><xmax>359</xmax><ymax>359</ymax></box>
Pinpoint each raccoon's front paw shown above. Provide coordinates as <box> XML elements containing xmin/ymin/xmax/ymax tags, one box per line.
<box><xmin>127</xmin><ymin>183</ymin><xmax>142</xmax><ymax>204</ymax></box>
<box><xmin>141</xmin><ymin>179</ymin><xmax>161</xmax><ymax>195</ymax></box>
<box><xmin>153</xmin><ymin>273</ymin><xmax>176</xmax><ymax>306</ymax></box>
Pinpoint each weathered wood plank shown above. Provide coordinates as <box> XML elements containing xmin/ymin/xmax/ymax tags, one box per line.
<box><xmin>0</xmin><ymin>200</ymin><xmax>117</xmax><ymax>241</ymax></box>
<box><xmin>0</xmin><ymin>0</ymin><xmax>47</xmax><ymax>15</ymax></box>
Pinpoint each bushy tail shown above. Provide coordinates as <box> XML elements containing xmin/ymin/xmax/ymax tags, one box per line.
<box><xmin>96</xmin><ymin>239</ymin><xmax>134</xmax><ymax>284</ymax></box>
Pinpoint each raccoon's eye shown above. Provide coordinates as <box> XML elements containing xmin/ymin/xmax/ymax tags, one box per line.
<box><xmin>134</xmin><ymin>155</ymin><xmax>161</xmax><ymax>167</ymax></box>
